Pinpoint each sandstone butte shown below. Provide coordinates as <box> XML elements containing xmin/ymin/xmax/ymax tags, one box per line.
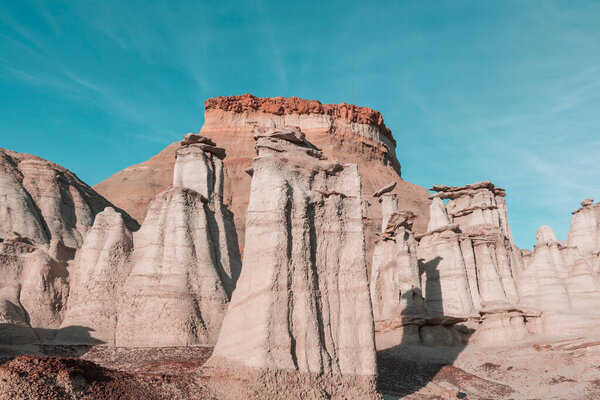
<box><xmin>93</xmin><ymin>94</ymin><xmax>431</xmax><ymax>266</ymax></box>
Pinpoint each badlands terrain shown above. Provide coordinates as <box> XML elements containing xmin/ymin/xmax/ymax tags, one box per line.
<box><xmin>0</xmin><ymin>94</ymin><xmax>599</xmax><ymax>399</ymax></box>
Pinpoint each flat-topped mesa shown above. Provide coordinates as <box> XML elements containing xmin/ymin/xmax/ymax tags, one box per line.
<box><xmin>115</xmin><ymin>135</ymin><xmax>241</xmax><ymax>347</ymax></box>
<box><xmin>205</xmin><ymin>93</ymin><xmax>394</xmax><ymax>141</ymax></box>
<box><xmin>206</xmin><ymin>126</ymin><xmax>378</xmax><ymax>399</ymax></box>
<box><xmin>204</xmin><ymin>94</ymin><xmax>400</xmax><ymax>174</ymax></box>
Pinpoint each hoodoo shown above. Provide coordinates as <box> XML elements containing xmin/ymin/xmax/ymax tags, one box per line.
<box><xmin>2</xmin><ymin>102</ymin><xmax>600</xmax><ymax>399</ymax></box>
<box><xmin>206</xmin><ymin>126</ymin><xmax>378</xmax><ymax>399</ymax></box>
<box><xmin>55</xmin><ymin>207</ymin><xmax>133</xmax><ymax>345</ymax></box>
<box><xmin>370</xmin><ymin>185</ymin><xmax>423</xmax><ymax>322</ymax></box>
<box><xmin>417</xmin><ymin>182</ymin><xmax>522</xmax><ymax>317</ymax></box>
<box><xmin>567</xmin><ymin>199</ymin><xmax>600</xmax><ymax>273</ymax></box>
<box><xmin>94</xmin><ymin>94</ymin><xmax>432</xmax><ymax>266</ymax></box>
<box><xmin>115</xmin><ymin>135</ymin><xmax>241</xmax><ymax>347</ymax></box>
<box><xmin>416</xmin><ymin>199</ymin><xmax>474</xmax><ymax>317</ymax></box>
<box><xmin>516</xmin><ymin>221</ymin><xmax>600</xmax><ymax>336</ymax></box>
<box><xmin>370</xmin><ymin>190</ymin><xmax>469</xmax><ymax>347</ymax></box>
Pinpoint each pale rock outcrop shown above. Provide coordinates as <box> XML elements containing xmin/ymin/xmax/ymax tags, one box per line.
<box><xmin>206</xmin><ymin>126</ymin><xmax>378</xmax><ymax>399</ymax></box>
<box><xmin>518</xmin><ymin>225</ymin><xmax>600</xmax><ymax>314</ymax></box>
<box><xmin>55</xmin><ymin>208</ymin><xmax>133</xmax><ymax>345</ymax></box>
<box><xmin>427</xmin><ymin>197</ymin><xmax>452</xmax><ymax>231</ymax></box>
<box><xmin>469</xmin><ymin>302</ymin><xmax>533</xmax><ymax>346</ymax></box>
<box><xmin>567</xmin><ymin>199</ymin><xmax>600</xmax><ymax>255</ymax></box>
<box><xmin>373</xmin><ymin>183</ymin><xmax>399</xmax><ymax>233</ymax></box>
<box><xmin>518</xmin><ymin>226</ymin><xmax>573</xmax><ymax>312</ymax></box>
<box><xmin>564</xmin><ymin>258</ymin><xmax>600</xmax><ymax>309</ymax></box>
<box><xmin>370</xmin><ymin>202</ymin><xmax>468</xmax><ymax>347</ymax></box>
<box><xmin>416</xmin><ymin>222</ymin><xmax>474</xmax><ymax>317</ymax></box>
<box><xmin>115</xmin><ymin>135</ymin><xmax>240</xmax><ymax>347</ymax></box>
<box><xmin>0</xmin><ymin>148</ymin><xmax>136</xmax><ymax>344</ymax></box>
<box><xmin>0</xmin><ymin>236</ymin><xmax>70</xmax><ymax>343</ymax></box>
<box><xmin>94</xmin><ymin>94</ymin><xmax>432</xmax><ymax>270</ymax></box>
<box><xmin>0</xmin><ymin>148</ymin><xmax>138</xmax><ymax>248</ymax></box>
<box><xmin>567</xmin><ymin>199</ymin><xmax>600</xmax><ymax>274</ymax></box>
<box><xmin>418</xmin><ymin>182</ymin><xmax>521</xmax><ymax>318</ymax></box>
<box><xmin>371</xmin><ymin>210</ymin><xmax>423</xmax><ymax>321</ymax></box>
<box><xmin>0</xmin><ymin>285</ymin><xmax>38</xmax><ymax>344</ymax></box>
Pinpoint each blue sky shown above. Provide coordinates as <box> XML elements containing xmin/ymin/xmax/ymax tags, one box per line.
<box><xmin>1</xmin><ymin>1</ymin><xmax>599</xmax><ymax>248</ymax></box>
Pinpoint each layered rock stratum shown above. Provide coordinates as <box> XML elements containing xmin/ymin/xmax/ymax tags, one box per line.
<box><xmin>55</xmin><ymin>207</ymin><xmax>133</xmax><ymax>345</ymax></box>
<box><xmin>116</xmin><ymin>135</ymin><xmax>240</xmax><ymax>347</ymax></box>
<box><xmin>93</xmin><ymin>94</ymin><xmax>431</xmax><ymax>265</ymax></box>
<box><xmin>416</xmin><ymin>182</ymin><xmax>521</xmax><ymax>318</ymax></box>
<box><xmin>0</xmin><ymin>148</ymin><xmax>138</xmax><ymax>247</ymax></box>
<box><xmin>0</xmin><ymin>147</ymin><xmax>137</xmax><ymax>344</ymax></box>
<box><xmin>205</xmin><ymin>127</ymin><xmax>378</xmax><ymax>399</ymax></box>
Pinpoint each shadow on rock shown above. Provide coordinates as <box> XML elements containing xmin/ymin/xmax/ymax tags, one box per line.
<box><xmin>0</xmin><ymin>323</ymin><xmax>103</xmax><ymax>365</ymax></box>
<box><xmin>376</xmin><ymin>255</ymin><xmax>470</xmax><ymax>398</ymax></box>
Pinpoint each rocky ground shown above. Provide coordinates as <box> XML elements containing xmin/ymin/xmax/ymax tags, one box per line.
<box><xmin>1</xmin><ymin>337</ymin><xmax>599</xmax><ymax>399</ymax></box>
<box><xmin>378</xmin><ymin>334</ymin><xmax>600</xmax><ymax>400</ymax></box>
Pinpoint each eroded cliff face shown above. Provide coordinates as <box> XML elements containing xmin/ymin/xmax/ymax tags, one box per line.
<box><xmin>3</xmin><ymin>101</ymin><xmax>600</xmax><ymax>399</ymax></box>
<box><xmin>0</xmin><ymin>148</ymin><xmax>138</xmax><ymax>247</ymax></box>
<box><xmin>115</xmin><ymin>135</ymin><xmax>240</xmax><ymax>347</ymax></box>
<box><xmin>206</xmin><ymin>127</ymin><xmax>378</xmax><ymax>399</ymax></box>
<box><xmin>0</xmin><ymin>148</ymin><xmax>137</xmax><ymax>345</ymax></box>
<box><xmin>93</xmin><ymin>94</ymin><xmax>431</xmax><ymax>264</ymax></box>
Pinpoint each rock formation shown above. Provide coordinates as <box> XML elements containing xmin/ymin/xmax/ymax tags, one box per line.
<box><xmin>0</xmin><ymin>148</ymin><xmax>138</xmax><ymax>248</ymax></box>
<box><xmin>567</xmin><ymin>199</ymin><xmax>600</xmax><ymax>273</ymax></box>
<box><xmin>416</xmin><ymin>182</ymin><xmax>522</xmax><ymax>318</ymax></box>
<box><xmin>206</xmin><ymin>126</ymin><xmax>378</xmax><ymax>399</ymax></box>
<box><xmin>369</xmin><ymin>193</ymin><xmax>469</xmax><ymax>347</ymax></box>
<box><xmin>371</xmin><ymin>208</ymin><xmax>422</xmax><ymax>322</ymax></box>
<box><xmin>55</xmin><ymin>208</ymin><xmax>133</xmax><ymax>345</ymax></box>
<box><xmin>94</xmin><ymin>94</ymin><xmax>431</xmax><ymax>266</ymax></box>
<box><xmin>115</xmin><ymin>135</ymin><xmax>240</xmax><ymax>347</ymax></box>
<box><xmin>516</xmin><ymin>222</ymin><xmax>600</xmax><ymax>336</ymax></box>
<box><xmin>468</xmin><ymin>302</ymin><xmax>534</xmax><ymax>346</ymax></box>
<box><xmin>416</xmin><ymin>198</ymin><xmax>474</xmax><ymax>317</ymax></box>
<box><xmin>0</xmin><ymin>148</ymin><xmax>137</xmax><ymax>344</ymax></box>
<box><xmin>517</xmin><ymin>226</ymin><xmax>573</xmax><ymax>312</ymax></box>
